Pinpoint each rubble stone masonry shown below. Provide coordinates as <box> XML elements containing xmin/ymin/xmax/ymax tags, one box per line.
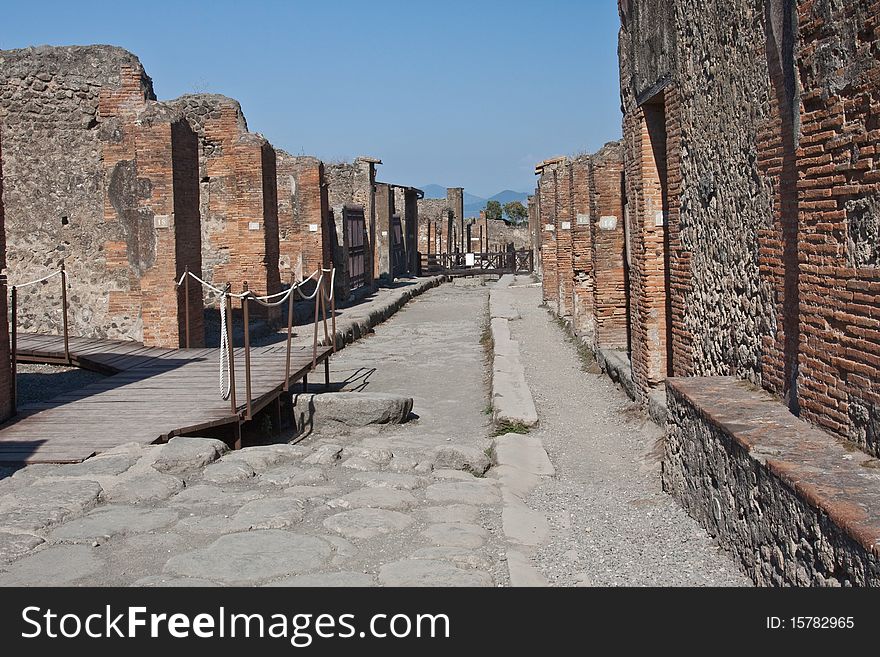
<box><xmin>0</xmin><ymin>46</ymin><xmax>204</xmax><ymax>347</ymax></box>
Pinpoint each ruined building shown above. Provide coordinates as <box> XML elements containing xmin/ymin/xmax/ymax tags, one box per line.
<box><xmin>0</xmin><ymin>46</ymin><xmax>204</xmax><ymax>348</ymax></box>
<box><xmin>533</xmin><ymin>0</ymin><xmax>880</xmax><ymax>585</ymax></box>
<box><xmin>166</xmin><ymin>94</ymin><xmax>281</xmax><ymax>316</ymax></box>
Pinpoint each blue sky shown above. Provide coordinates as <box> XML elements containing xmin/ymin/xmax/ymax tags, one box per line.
<box><xmin>0</xmin><ymin>0</ymin><xmax>622</xmax><ymax>198</ymax></box>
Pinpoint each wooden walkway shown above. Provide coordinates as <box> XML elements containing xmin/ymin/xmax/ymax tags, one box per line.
<box><xmin>0</xmin><ymin>333</ymin><xmax>333</xmax><ymax>464</ymax></box>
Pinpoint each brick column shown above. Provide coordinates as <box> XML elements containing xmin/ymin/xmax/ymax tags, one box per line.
<box><xmin>375</xmin><ymin>183</ymin><xmax>393</xmax><ymax>281</ymax></box>
<box><xmin>555</xmin><ymin>161</ymin><xmax>575</xmax><ymax>317</ymax></box>
<box><xmin>0</xmin><ymin>132</ymin><xmax>12</xmax><ymax>421</ymax></box>
<box><xmin>571</xmin><ymin>156</ymin><xmax>594</xmax><ymax>334</ymax></box>
<box><xmin>538</xmin><ymin>168</ymin><xmax>558</xmax><ymax>305</ymax></box>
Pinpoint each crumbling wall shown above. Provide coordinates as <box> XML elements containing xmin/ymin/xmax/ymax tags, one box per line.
<box><xmin>326</xmin><ymin>158</ymin><xmax>378</xmax><ymax>290</ymax></box>
<box><xmin>485</xmin><ymin>219</ymin><xmax>529</xmax><ymax>252</ymax></box>
<box><xmin>0</xmin><ymin>46</ymin><xmax>204</xmax><ymax>346</ymax></box>
<box><xmin>417</xmin><ymin>198</ymin><xmax>449</xmax><ymax>254</ymax></box>
<box><xmin>538</xmin><ymin>168</ymin><xmax>558</xmax><ymax>305</ymax></box>
<box><xmin>276</xmin><ymin>151</ymin><xmax>333</xmax><ymax>282</ymax></box>
<box><xmin>167</xmin><ymin>94</ymin><xmax>280</xmax><ymax>314</ymax></box>
<box><xmin>794</xmin><ymin>0</ymin><xmax>880</xmax><ymax>452</ymax></box>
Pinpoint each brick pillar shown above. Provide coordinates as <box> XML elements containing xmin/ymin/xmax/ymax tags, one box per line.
<box><xmin>375</xmin><ymin>183</ymin><xmax>393</xmax><ymax>280</ymax></box>
<box><xmin>138</xmin><ymin>117</ymin><xmax>205</xmax><ymax>348</ymax></box>
<box><xmin>571</xmin><ymin>157</ymin><xmax>594</xmax><ymax>334</ymax></box>
<box><xmin>624</xmin><ymin>97</ymin><xmax>673</xmax><ymax>399</ymax></box>
<box><xmin>0</xmin><ymin>132</ymin><xmax>12</xmax><ymax>421</ymax></box>
<box><xmin>555</xmin><ymin>161</ymin><xmax>574</xmax><ymax>317</ymax></box>
<box><xmin>276</xmin><ymin>154</ymin><xmax>332</xmax><ymax>282</ymax></box>
<box><xmin>538</xmin><ymin>168</ymin><xmax>558</xmax><ymax>305</ymax></box>
<box><xmin>591</xmin><ymin>145</ymin><xmax>628</xmax><ymax>351</ymax></box>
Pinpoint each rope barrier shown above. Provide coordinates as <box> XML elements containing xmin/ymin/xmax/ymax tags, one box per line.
<box><xmin>11</xmin><ymin>269</ymin><xmax>64</xmax><ymax>288</ymax></box>
<box><xmin>175</xmin><ymin>267</ymin><xmax>335</xmax><ymax>401</ymax></box>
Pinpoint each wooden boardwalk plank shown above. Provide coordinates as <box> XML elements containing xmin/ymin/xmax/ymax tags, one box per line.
<box><xmin>1</xmin><ymin>333</ymin><xmax>334</xmax><ymax>464</ymax></box>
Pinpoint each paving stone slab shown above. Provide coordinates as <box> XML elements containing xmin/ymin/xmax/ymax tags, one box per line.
<box><xmin>323</xmin><ymin>508</ymin><xmax>414</xmax><ymax>539</ymax></box>
<box><xmin>308</xmin><ymin>392</ymin><xmax>413</xmax><ymax>426</ymax></box>
<box><xmin>164</xmin><ymin>530</ymin><xmax>332</xmax><ymax>585</ymax></box>
<box><xmin>432</xmin><ymin>445</ymin><xmax>491</xmax><ymax>475</ymax></box>
<box><xmin>0</xmin><ymin>545</ymin><xmax>103</xmax><ymax>586</ymax></box>
<box><xmin>226</xmin><ymin>444</ymin><xmax>311</xmax><ymax>472</ymax></box>
<box><xmin>0</xmin><ymin>480</ymin><xmax>103</xmax><ymax>532</ymax></box>
<box><xmin>327</xmin><ymin>488</ymin><xmax>417</xmax><ymax>511</ymax></box>
<box><xmin>422</xmin><ymin>522</ymin><xmax>488</xmax><ymax>548</ymax></box>
<box><xmin>103</xmin><ymin>473</ymin><xmax>183</xmax><ymax>504</ymax></box>
<box><xmin>202</xmin><ymin>460</ymin><xmax>256</xmax><ymax>484</ymax></box>
<box><xmin>167</xmin><ymin>485</ymin><xmax>262</xmax><ymax>510</ymax></box>
<box><xmin>151</xmin><ymin>437</ymin><xmax>228</xmax><ymax>475</ymax></box>
<box><xmin>132</xmin><ymin>575</ymin><xmax>223</xmax><ymax>587</ymax></box>
<box><xmin>0</xmin><ymin>532</ymin><xmax>44</xmax><ymax>564</ymax></box>
<box><xmin>425</xmin><ymin>481</ymin><xmax>501</xmax><ymax>505</ymax></box>
<box><xmin>350</xmin><ymin>472</ymin><xmax>426</xmax><ymax>490</ymax></box>
<box><xmin>303</xmin><ymin>444</ymin><xmax>343</xmax><ymax>466</ymax></box>
<box><xmin>54</xmin><ymin>454</ymin><xmax>138</xmax><ymax>478</ymax></box>
<box><xmin>416</xmin><ymin>504</ymin><xmax>480</xmax><ymax>524</ymax></box>
<box><xmin>265</xmin><ymin>572</ymin><xmax>375</xmax><ymax>587</ymax></box>
<box><xmin>377</xmin><ymin>559</ymin><xmax>493</xmax><ymax>587</ymax></box>
<box><xmin>50</xmin><ymin>505</ymin><xmax>179</xmax><ymax>543</ymax></box>
<box><xmin>409</xmin><ymin>546</ymin><xmax>494</xmax><ymax>571</ymax></box>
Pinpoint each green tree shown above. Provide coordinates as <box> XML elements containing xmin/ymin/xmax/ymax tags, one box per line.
<box><xmin>503</xmin><ymin>201</ymin><xmax>528</xmax><ymax>225</ymax></box>
<box><xmin>485</xmin><ymin>200</ymin><xmax>503</xmax><ymax>222</ymax></box>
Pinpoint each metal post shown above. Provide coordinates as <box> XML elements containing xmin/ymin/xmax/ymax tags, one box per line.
<box><xmin>284</xmin><ymin>272</ymin><xmax>295</xmax><ymax>391</ymax></box>
<box><xmin>60</xmin><ymin>260</ymin><xmax>70</xmax><ymax>364</ymax></box>
<box><xmin>184</xmin><ymin>265</ymin><xmax>191</xmax><ymax>349</ymax></box>
<box><xmin>324</xmin><ymin>358</ymin><xmax>330</xmax><ymax>390</ymax></box>
<box><xmin>9</xmin><ymin>282</ymin><xmax>17</xmax><ymax>415</ymax></box>
<box><xmin>241</xmin><ymin>282</ymin><xmax>252</xmax><ymax>421</ymax></box>
<box><xmin>320</xmin><ymin>274</ymin><xmax>330</xmax><ymax>350</ymax></box>
<box><xmin>224</xmin><ymin>283</ymin><xmax>237</xmax><ymax>415</ymax></box>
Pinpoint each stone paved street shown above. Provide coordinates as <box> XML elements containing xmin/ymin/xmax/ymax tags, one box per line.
<box><xmin>0</xmin><ymin>280</ymin><xmax>747</xmax><ymax>586</ymax></box>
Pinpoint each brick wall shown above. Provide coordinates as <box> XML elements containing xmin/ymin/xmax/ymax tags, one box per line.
<box><xmin>794</xmin><ymin>0</ymin><xmax>880</xmax><ymax>453</ymax></box>
<box><xmin>276</xmin><ymin>152</ymin><xmax>333</xmax><ymax>282</ymax></box>
<box><xmin>538</xmin><ymin>168</ymin><xmax>558</xmax><ymax>304</ymax></box>
<box><xmin>447</xmin><ymin>187</ymin><xmax>464</xmax><ymax>253</ymax></box>
<box><xmin>0</xmin><ymin>131</ymin><xmax>12</xmax><ymax>421</ymax></box>
<box><xmin>571</xmin><ymin>155</ymin><xmax>595</xmax><ymax>334</ymax></box>
<box><xmin>555</xmin><ymin>161</ymin><xmax>575</xmax><ymax>317</ymax></box>
<box><xmin>590</xmin><ymin>143</ymin><xmax>628</xmax><ymax>350</ymax></box>
<box><xmin>0</xmin><ymin>46</ymin><xmax>204</xmax><ymax>346</ymax></box>
<box><xmin>168</xmin><ymin>94</ymin><xmax>281</xmax><ymax>319</ymax></box>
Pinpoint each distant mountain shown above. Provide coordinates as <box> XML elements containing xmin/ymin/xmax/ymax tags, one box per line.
<box><xmin>489</xmin><ymin>190</ymin><xmax>529</xmax><ymax>205</ymax></box>
<box><xmin>421</xmin><ymin>184</ymin><xmax>529</xmax><ymax>218</ymax></box>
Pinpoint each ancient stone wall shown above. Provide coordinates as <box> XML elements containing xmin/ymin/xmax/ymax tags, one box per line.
<box><xmin>485</xmin><ymin>219</ymin><xmax>529</xmax><ymax>252</ymax></box>
<box><xmin>417</xmin><ymin>198</ymin><xmax>449</xmax><ymax>254</ymax></box>
<box><xmin>375</xmin><ymin>183</ymin><xmax>393</xmax><ymax>280</ymax></box>
<box><xmin>276</xmin><ymin>151</ymin><xmax>333</xmax><ymax>283</ymax></box>
<box><xmin>555</xmin><ymin>161</ymin><xmax>575</xmax><ymax>317</ymax></box>
<box><xmin>393</xmin><ymin>186</ymin><xmax>419</xmax><ymax>274</ymax></box>
<box><xmin>528</xmin><ymin>195</ymin><xmax>541</xmax><ymax>276</ymax></box>
<box><xmin>167</xmin><ymin>94</ymin><xmax>280</xmax><ymax>315</ymax></box>
<box><xmin>590</xmin><ymin>143</ymin><xmax>628</xmax><ymax>350</ymax></box>
<box><xmin>447</xmin><ymin>187</ymin><xmax>464</xmax><ymax>253</ymax></box>
<box><xmin>793</xmin><ymin>0</ymin><xmax>880</xmax><ymax>452</ymax></box>
<box><xmin>570</xmin><ymin>156</ymin><xmax>594</xmax><ymax>334</ymax></box>
<box><xmin>325</xmin><ymin>158</ymin><xmax>378</xmax><ymax>290</ymax></box>
<box><xmin>0</xmin><ymin>46</ymin><xmax>204</xmax><ymax>347</ymax></box>
<box><xmin>619</xmin><ymin>0</ymin><xmax>880</xmax><ymax>449</ymax></box>
<box><xmin>538</xmin><ymin>168</ymin><xmax>558</xmax><ymax>305</ymax></box>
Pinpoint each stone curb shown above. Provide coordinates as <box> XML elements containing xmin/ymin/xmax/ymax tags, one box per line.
<box><xmin>488</xmin><ymin>278</ymin><xmax>538</xmax><ymax>428</ymax></box>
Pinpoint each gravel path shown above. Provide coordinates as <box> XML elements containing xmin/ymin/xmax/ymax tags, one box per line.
<box><xmin>506</xmin><ymin>279</ymin><xmax>750</xmax><ymax>586</ymax></box>
<box><xmin>14</xmin><ymin>364</ymin><xmax>106</xmax><ymax>406</ymax></box>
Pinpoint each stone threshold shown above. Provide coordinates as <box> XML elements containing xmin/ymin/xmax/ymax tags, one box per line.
<box><xmin>665</xmin><ymin>375</ymin><xmax>880</xmax><ymax>586</ymax></box>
